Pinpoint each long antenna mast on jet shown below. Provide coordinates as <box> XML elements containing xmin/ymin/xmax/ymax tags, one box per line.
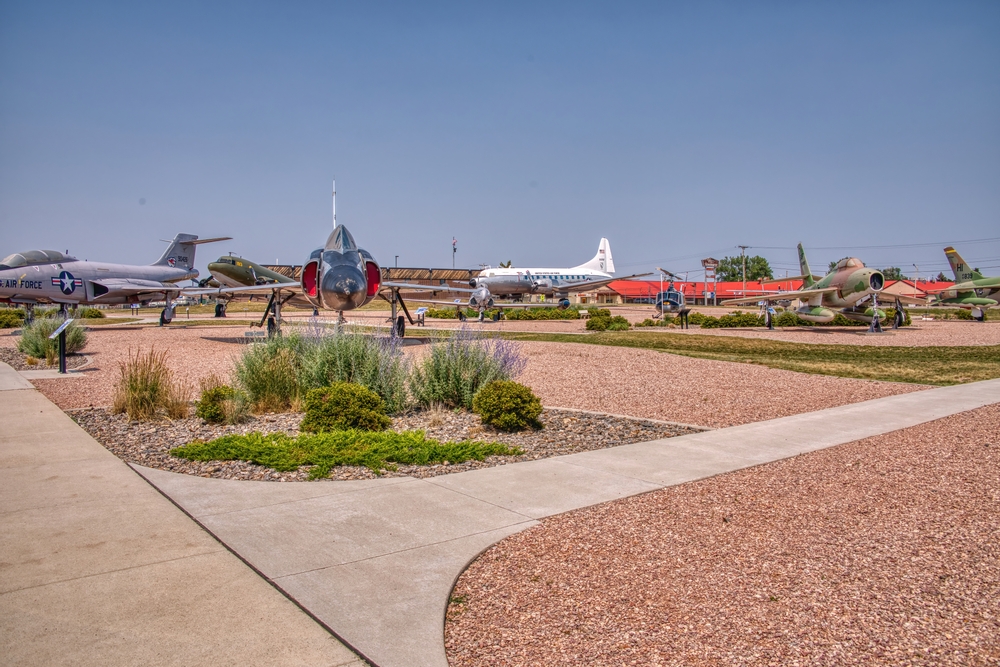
<box><xmin>332</xmin><ymin>179</ymin><xmax>337</xmax><ymax>228</ymax></box>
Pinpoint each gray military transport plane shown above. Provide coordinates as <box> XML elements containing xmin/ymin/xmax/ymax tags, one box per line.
<box><xmin>0</xmin><ymin>234</ymin><xmax>229</xmax><ymax>325</ymax></box>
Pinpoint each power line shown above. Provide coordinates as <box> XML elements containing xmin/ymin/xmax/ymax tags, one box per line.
<box><xmin>752</xmin><ymin>236</ymin><xmax>1000</xmax><ymax>251</ymax></box>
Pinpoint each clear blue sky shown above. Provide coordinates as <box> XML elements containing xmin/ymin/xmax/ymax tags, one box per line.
<box><xmin>2</xmin><ymin>1</ymin><xmax>998</xmax><ymax>282</ymax></box>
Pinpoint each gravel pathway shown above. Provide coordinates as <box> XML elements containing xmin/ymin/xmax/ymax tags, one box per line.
<box><xmin>445</xmin><ymin>403</ymin><xmax>1000</xmax><ymax>667</ymax></box>
<box><xmin>0</xmin><ymin>347</ymin><xmax>88</xmax><ymax>371</ymax></box>
<box><xmin>71</xmin><ymin>407</ymin><xmax>698</xmax><ymax>481</ymax></box>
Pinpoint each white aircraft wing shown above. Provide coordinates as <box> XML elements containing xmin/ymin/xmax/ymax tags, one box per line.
<box><xmin>722</xmin><ymin>287</ymin><xmax>838</xmax><ymax>306</ymax></box>
<box><xmin>556</xmin><ymin>272</ymin><xmax>653</xmax><ymax>293</ymax></box>
<box><xmin>381</xmin><ymin>281</ymin><xmax>478</xmax><ymax>294</ymax></box>
<box><xmin>401</xmin><ymin>297</ymin><xmax>568</xmax><ymax>309</ymax></box>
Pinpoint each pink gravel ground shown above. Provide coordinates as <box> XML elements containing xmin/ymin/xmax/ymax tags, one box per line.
<box><xmin>2</xmin><ymin>327</ymin><xmax>920</xmax><ymax>422</ymax></box>
<box><xmin>445</xmin><ymin>403</ymin><xmax>1000</xmax><ymax>667</ymax></box>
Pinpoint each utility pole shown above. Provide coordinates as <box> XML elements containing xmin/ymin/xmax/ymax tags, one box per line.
<box><xmin>738</xmin><ymin>245</ymin><xmax>750</xmax><ymax>296</ymax></box>
<box><xmin>452</xmin><ymin>237</ymin><xmax>457</xmax><ymax>269</ymax></box>
<box><xmin>395</xmin><ymin>255</ymin><xmax>399</xmax><ymax>267</ymax></box>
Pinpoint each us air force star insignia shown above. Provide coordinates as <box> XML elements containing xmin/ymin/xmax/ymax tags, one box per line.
<box><xmin>51</xmin><ymin>271</ymin><xmax>83</xmax><ymax>295</ymax></box>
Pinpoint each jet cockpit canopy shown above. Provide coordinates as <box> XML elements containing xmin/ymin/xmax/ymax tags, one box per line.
<box><xmin>0</xmin><ymin>249</ymin><xmax>77</xmax><ymax>270</ymax></box>
<box><xmin>834</xmin><ymin>257</ymin><xmax>865</xmax><ymax>271</ymax></box>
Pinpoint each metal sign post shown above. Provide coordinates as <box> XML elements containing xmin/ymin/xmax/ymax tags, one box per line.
<box><xmin>48</xmin><ymin>318</ymin><xmax>74</xmax><ymax>374</ymax></box>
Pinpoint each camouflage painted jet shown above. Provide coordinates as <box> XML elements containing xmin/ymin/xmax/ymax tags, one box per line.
<box><xmin>925</xmin><ymin>246</ymin><xmax>998</xmax><ymax>319</ymax></box>
<box><xmin>0</xmin><ymin>234</ymin><xmax>229</xmax><ymax>324</ymax></box>
<box><xmin>723</xmin><ymin>243</ymin><xmax>923</xmax><ymax>330</ymax></box>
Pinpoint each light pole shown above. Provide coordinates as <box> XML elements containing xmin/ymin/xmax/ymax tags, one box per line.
<box><xmin>738</xmin><ymin>245</ymin><xmax>750</xmax><ymax>296</ymax></box>
<box><xmin>395</xmin><ymin>255</ymin><xmax>399</xmax><ymax>268</ymax></box>
<box><xmin>912</xmin><ymin>264</ymin><xmax>919</xmax><ymax>287</ymax></box>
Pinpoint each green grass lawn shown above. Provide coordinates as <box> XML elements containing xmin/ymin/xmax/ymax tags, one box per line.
<box><xmin>507</xmin><ymin>331</ymin><xmax>1000</xmax><ymax>386</ymax></box>
<box><xmin>171</xmin><ymin>429</ymin><xmax>522</xmax><ymax>478</ymax></box>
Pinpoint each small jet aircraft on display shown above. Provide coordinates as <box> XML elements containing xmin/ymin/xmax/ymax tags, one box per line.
<box><xmin>192</xmin><ymin>182</ymin><xmax>467</xmax><ymax>335</ymax></box>
<box><xmin>0</xmin><ymin>234</ymin><xmax>230</xmax><ymax>324</ymax></box>
<box><xmin>722</xmin><ymin>243</ymin><xmax>924</xmax><ymax>332</ymax></box>
<box><xmin>925</xmin><ymin>246</ymin><xmax>998</xmax><ymax>320</ymax></box>
<box><xmin>202</xmin><ymin>254</ymin><xmax>314</xmax><ymax>317</ymax></box>
<box><xmin>469</xmin><ymin>238</ymin><xmax>650</xmax><ymax>308</ymax></box>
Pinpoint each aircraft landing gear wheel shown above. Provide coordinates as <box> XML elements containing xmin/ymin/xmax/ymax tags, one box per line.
<box><xmin>394</xmin><ymin>315</ymin><xmax>406</xmax><ymax>338</ymax></box>
<box><xmin>159</xmin><ymin>309</ymin><xmax>172</xmax><ymax>326</ymax></box>
<box><xmin>267</xmin><ymin>316</ymin><xmax>277</xmax><ymax>338</ymax></box>
<box><xmin>492</xmin><ymin>311</ymin><xmax>500</xmax><ymax>322</ymax></box>
<box><xmin>214</xmin><ymin>303</ymin><xmax>225</xmax><ymax>317</ymax></box>
<box><xmin>458</xmin><ymin>311</ymin><xmax>467</xmax><ymax>322</ymax></box>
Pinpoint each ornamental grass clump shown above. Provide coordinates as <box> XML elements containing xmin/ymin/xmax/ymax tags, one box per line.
<box><xmin>233</xmin><ymin>335</ymin><xmax>304</xmax><ymax>412</ymax></box>
<box><xmin>17</xmin><ymin>318</ymin><xmax>87</xmax><ymax>359</ymax></box>
<box><xmin>171</xmin><ymin>430</ymin><xmax>522</xmax><ymax>478</ymax></box>
<box><xmin>300</xmin><ymin>383</ymin><xmax>392</xmax><ymax>433</ymax></box>
<box><xmin>298</xmin><ymin>328</ymin><xmax>409</xmax><ymax>413</ymax></box>
<box><xmin>112</xmin><ymin>348</ymin><xmax>191</xmax><ymax>420</ymax></box>
<box><xmin>472</xmin><ymin>380</ymin><xmax>543</xmax><ymax>432</ymax></box>
<box><xmin>409</xmin><ymin>328</ymin><xmax>527</xmax><ymax>409</ymax></box>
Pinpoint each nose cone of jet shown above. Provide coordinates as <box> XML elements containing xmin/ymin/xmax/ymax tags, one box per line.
<box><xmin>319</xmin><ymin>264</ymin><xmax>367</xmax><ymax>311</ymax></box>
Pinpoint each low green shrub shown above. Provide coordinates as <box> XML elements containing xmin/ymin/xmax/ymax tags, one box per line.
<box><xmin>588</xmin><ymin>314</ymin><xmax>630</xmax><ymax>331</ymax></box>
<box><xmin>195</xmin><ymin>385</ymin><xmax>249</xmax><ymax>424</ymax></box>
<box><xmin>17</xmin><ymin>318</ymin><xmax>87</xmax><ymax>358</ymax></box>
<box><xmin>635</xmin><ymin>317</ymin><xmax>676</xmax><ymax>327</ymax></box>
<box><xmin>688</xmin><ymin>312</ymin><xmax>708</xmax><ymax>325</ymax></box>
<box><xmin>0</xmin><ymin>309</ymin><xmax>24</xmax><ymax>329</ymax></box>
<box><xmin>472</xmin><ymin>380</ymin><xmax>543</xmax><ymax>431</ymax></box>
<box><xmin>79</xmin><ymin>307</ymin><xmax>105</xmax><ymax>318</ymax></box>
<box><xmin>718</xmin><ymin>311</ymin><xmax>765</xmax><ymax>328</ymax></box>
<box><xmin>170</xmin><ymin>430</ymin><xmax>523</xmax><ymax>478</ymax></box>
<box><xmin>300</xmin><ymin>383</ymin><xmax>392</xmax><ymax>433</ymax></box>
<box><xmin>503</xmin><ymin>307</ymin><xmax>580</xmax><ymax>320</ymax></box>
<box><xmin>409</xmin><ymin>330</ymin><xmax>526</xmax><ymax>409</ymax></box>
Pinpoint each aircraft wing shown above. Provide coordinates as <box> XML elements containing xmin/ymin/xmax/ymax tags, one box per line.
<box><xmin>381</xmin><ymin>281</ymin><xmax>477</xmax><ymax>294</ymax></box>
<box><xmin>183</xmin><ymin>283</ymin><xmax>303</xmax><ymax>297</ymax></box>
<box><xmin>91</xmin><ymin>279</ymin><xmax>186</xmax><ymax>298</ymax></box>
<box><xmin>401</xmin><ymin>296</ymin><xmax>568</xmax><ymax>309</ymax></box>
<box><xmin>557</xmin><ymin>273</ymin><xmax>654</xmax><ymax>293</ymax></box>
<box><xmin>722</xmin><ymin>287</ymin><xmax>838</xmax><ymax>306</ymax></box>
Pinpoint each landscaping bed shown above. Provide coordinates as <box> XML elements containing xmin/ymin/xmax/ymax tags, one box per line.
<box><xmin>71</xmin><ymin>406</ymin><xmax>698</xmax><ymax>481</ymax></box>
<box><xmin>0</xmin><ymin>346</ymin><xmax>89</xmax><ymax>371</ymax></box>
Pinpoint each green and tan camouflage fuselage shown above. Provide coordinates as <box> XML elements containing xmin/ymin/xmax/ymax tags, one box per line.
<box><xmin>724</xmin><ymin>243</ymin><xmax>887</xmax><ymax>323</ymax></box>
<box><xmin>935</xmin><ymin>247</ymin><xmax>999</xmax><ymax>308</ymax></box>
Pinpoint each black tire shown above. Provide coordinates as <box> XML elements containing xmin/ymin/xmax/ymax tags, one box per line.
<box><xmin>395</xmin><ymin>315</ymin><xmax>406</xmax><ymax>338</ymax></box>
<box><xmin>159</xmin><ymin>310</ymin><xmax>171</xmax><ymax>326</ymax></box>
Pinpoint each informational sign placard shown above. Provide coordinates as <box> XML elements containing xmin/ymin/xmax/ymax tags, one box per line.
<box><xmin>49</xmin><ymin>319</ymin><xmax>75</xmax><ymax>339</ymax></box>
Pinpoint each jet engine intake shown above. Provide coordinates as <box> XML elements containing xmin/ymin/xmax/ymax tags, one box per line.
<box><xmin>300</xmin><ymin>250</ymin><xmax>322</xmax><ymax>309</ymax></box>
<box><xmin>361</xmin><ymin>250</ymin><xmax>381</xmax><ymax>304</ymax></box>
<box><xmin>869</xmin><ymin>271</ymin><xmax>885</xmax><ymax>291</ymax></box>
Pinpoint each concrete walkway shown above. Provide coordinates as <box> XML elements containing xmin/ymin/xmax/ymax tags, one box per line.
<box><xmin>0</xmin><ymin>362</ymin><xmax>365</xmax><ymax>667</ymax></box>
<box><xmin>135</xmin><ymin>378</ymin><xmax>1000</xmax><ymax>667</ymax></box>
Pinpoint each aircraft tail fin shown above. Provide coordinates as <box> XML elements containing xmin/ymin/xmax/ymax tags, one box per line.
<box><xmin>575</xmin><ymin>238</ymin><xmax>615</xmax><ymax>274</ymax></box>
<box><xmin>944</xmin><ymin>246</ymin><xmax>982</xmax><ymax>282</ymax></box>
<box><xmin>153</xmin><ymin>234</ymin><xmax>231</xmax><ymax>269</ymax></box>
<box><xmin>797</xmin><ymin>243</ymin><xmax>815</xmax><ymax>288</ymax></box>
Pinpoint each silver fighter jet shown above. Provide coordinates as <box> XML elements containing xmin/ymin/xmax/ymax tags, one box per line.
<box><xmin>0</xmin><ymin>234</ymin><xmax>229</xmax><ymax>324</ymax></box>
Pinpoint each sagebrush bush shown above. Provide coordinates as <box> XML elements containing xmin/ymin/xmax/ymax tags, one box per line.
<box><xmin>0</xmin><ymin>309</ymin><xmax>24</xmax><ymax>329</ymax></box>
<box><xmin>17</xmin><ymin>318</ymin><xmax>87</xmax><ymax>358</ymax></box>
<box><xmin>409</xmin><ymin>329</ymin><xmax>526</xmax><ymax>409</ymax></box>
<box><xmin>472</xmin><ymin>380</ymin><xmax>543</xmax><ymax>431</ymax></box>
<box><xmin>112</xmin><ymin>348</ymin><xmax>190</xmax><ymax>420</ymax></box>
<box><xmin>300</xmin><ymin>382</ymin><xmax>392</xmax><ymax>433</ymax></box>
